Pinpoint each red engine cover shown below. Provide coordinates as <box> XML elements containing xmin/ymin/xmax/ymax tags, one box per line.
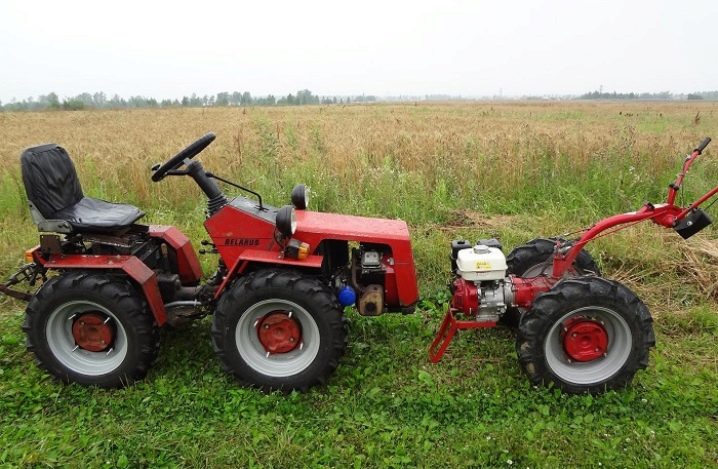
<box><xmin>450</xmin><ymin>278</ymin><xmax>479</xmax><ymax>315</ymax></box>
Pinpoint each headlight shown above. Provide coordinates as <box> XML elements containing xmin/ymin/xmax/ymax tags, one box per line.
<box><xmin>276</xmin><ymin>205</ymin><xmax>297</xmax><ymax>237</ymax></box>
<box><xmin>291</xmin><ymin>184</ymin><xmax>310</xmax><ymax>210</ymax></box>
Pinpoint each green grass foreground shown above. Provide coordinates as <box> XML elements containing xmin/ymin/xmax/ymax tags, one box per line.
<box><xmin>1</xmin><ymin>102</ymin><xmax>717</xmax><ymax>467</ymax></box>
<box><xmin>1</xmin><ymin>304</ymin><xmax>717</xmax><ymax>467</ymax></box>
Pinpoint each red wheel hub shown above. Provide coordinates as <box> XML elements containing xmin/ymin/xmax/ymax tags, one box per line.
<box><xmin>561</xmin><ymin>316</ymin><xmax>608</xmax><ymax>362</ymax></box>
<box><xmin>257</xmin><ymin>312</ymin><xmax>302</xmax><ymax>354</ymax></box>
<box><xmin>71</xmin><ymin>313</ymin><xmax>114</xmax><ymax>352</ymax></box>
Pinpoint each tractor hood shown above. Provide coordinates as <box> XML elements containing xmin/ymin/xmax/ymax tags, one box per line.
<box><xmin>293</xmin><ymin>209</ymin><xmax>418</xmax><ymax>307</ymax></box>
<box><xmin>294</xmin><ymin>210</ymin><xmax>412</xmax><ymax>243</ymax></box>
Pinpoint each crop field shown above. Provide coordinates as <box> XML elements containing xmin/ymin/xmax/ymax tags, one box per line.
<box><xmin>1</xmin><ymin>101</ymin><xmax>718</xmax><ymax>467</ymax></box>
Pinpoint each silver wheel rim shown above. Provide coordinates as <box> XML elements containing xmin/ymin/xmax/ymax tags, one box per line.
<box><xmin>544</xmin><ymin>306</ymin><xmax>632</xmax><ymax>385</ymax></box>
<box><xmin>235</xmin><ymin>299</ymin><xmax>320</xmax><ymax>378</ymax></box>
<box><xmin>523</xmin><ymin>261</ymin><xmax>552</xmax><ymax>277</ymax></box>
<box><xmin>523</xmin><ymin>260</ymin><xmax>585</xmax><ymax>278</ymax></box>
<box><xmin>45</xmin><ymin>301</ymin><xmax>128</xmax><ymax>376</ymax></box>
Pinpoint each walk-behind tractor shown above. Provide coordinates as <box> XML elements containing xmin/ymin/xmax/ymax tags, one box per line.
<box><xmin>0</xmin><ymin>134</ymin><xmax>712</xmax><ymax>394</ymax></box>
<box><xmin>430</xmin><ymin>137</ymin><xmax>713</xmax><ymax>393</ymax></box>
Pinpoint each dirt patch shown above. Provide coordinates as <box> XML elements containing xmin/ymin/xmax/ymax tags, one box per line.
<box><xmin>444</xmin><ymin>209</ymin><xmax>516</xmax><ymax>230</ymax></box>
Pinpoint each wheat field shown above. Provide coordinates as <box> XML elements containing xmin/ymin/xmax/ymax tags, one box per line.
<box><xmin>0</xmin><ymin>102</ymin><xmax>717</xmax><ymax>466</ymax></box>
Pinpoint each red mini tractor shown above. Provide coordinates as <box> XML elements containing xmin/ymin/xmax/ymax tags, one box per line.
<box><xmin>2</xmin><ymin>134</ymin><xmax>418</xmax><ymax>390</ymax></box>
<box><xmin>2</xmin><ymin>134</ymin><xmax>713</xmax><ymax>394</ymax></box>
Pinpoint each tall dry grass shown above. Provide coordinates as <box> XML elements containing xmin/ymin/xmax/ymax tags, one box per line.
<box><xmin>1</xmin><ymin>101</ymin><xmax>717</xmax><ymax>296</ymax></box>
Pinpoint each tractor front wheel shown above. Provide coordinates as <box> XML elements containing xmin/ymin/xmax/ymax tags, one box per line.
<box><xmin>211</xmin><ymin>270</ymin><xmax>347</xmax><ymax>392</ymax></box>
<box><xmin>23</xmin><ymin>272</ymin><xmax>159</xmax><ymax>388</ymax></box>
<box><xmin>516</xmin><ymin>276</ymin><xmax>655</xmax><ymax>394</ymax></box>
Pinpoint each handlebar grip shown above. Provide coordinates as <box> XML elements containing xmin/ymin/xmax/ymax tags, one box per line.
<box><xmin>695</xmin><ymin>137</ymin><xmax>711</xmax><ymax>153</ymax></box>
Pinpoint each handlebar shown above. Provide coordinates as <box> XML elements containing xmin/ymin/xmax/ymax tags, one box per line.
<box><xmin>667</xmin><ymin>137</ymin><xmax>712</xmax><ymax>205</ymax></box>
<box><xmin>695</xmin><ymin>137</ymin><xmax>711</xmax><ymax>154</ymax></box>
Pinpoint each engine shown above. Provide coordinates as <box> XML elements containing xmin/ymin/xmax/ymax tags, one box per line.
<box><xmin>449</xmin><ymin>239</ymin><xmax>513</xmax><ymax>323</ymax></box>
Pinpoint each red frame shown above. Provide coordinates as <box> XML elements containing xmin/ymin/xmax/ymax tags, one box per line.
<box><xmin>29</xmin><ymin>225</ymin><xmax>203</xmax><ymax>326</ymax></box>
<box><xmin>428</xmin><ymin>310</ymin><xmax>495</xmax><ymax>363</ymax></box>
<box><xmin>554</xmin><ymin>147</ymin><xmax>711</xmax><ymax>277</ymax></box>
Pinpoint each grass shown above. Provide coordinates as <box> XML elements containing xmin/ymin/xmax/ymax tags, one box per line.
<box><xmin>1</xmin><ymin>102</ymin><xmax>718</xmax><ymax>467</ymax></box>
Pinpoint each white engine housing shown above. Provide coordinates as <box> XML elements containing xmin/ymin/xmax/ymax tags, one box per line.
<box><xmin>456</xmin><ymin>244</ymin><xmax>508</xmax><ymax>282</ymax></box>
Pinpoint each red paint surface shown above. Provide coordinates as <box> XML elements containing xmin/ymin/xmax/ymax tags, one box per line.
<box><xmin>205</xmin><ymin>204</ymin><xmax>419</xmax><ymax>308</ymax></box>
<box><xmin>72</xmin><ymin>313</ymin><xmax>114</xmax><ymax>352</ymax></box>
<box><xmin>450</xmin><ymin>278</ymin><xmax>479</xmax><ymax>315</ymax></box>
<box><xmin>149</xmin><ymin>225</ymin><xmax>202</xmax><ymax>285</ymax></box>
<box><xmin>562</xmin><ymin>317</ymin><xmax>609</xmax><ymax>362</ymax></box>
<box><xmin>257</xmin><ymin>312</ymin><xmax>302</xmax><ymax>354</ymax></box>
<box><xmin>41</xmin><ymin>254</ymin><xmax>167</xmax><ymax>326</ymax></box>
<box><xmin>428</xmin><ymin>308</ymin><xmax>496</xmax><ymax>363</ymax></box>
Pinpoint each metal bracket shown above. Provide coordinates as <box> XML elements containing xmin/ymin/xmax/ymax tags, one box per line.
<box><xmin>428</xmin><ymin>308</ymin><xmax>497</xmax><ymax>363</ymax></box>
<box><xmin>0</xmin><ymin>263</ymin><xmax>43</xmax><ymax>301</ymax></box>
<box><xmin>28</xmin><ymin>202</ymin><xmax>73</xmax><ymax>233</ymax></box>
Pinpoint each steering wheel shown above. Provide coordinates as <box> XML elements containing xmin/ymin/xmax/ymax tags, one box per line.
<box><xmin>151</xmin><ymin>132</ymin><xmax>216</xmax><ymax>182</ymax></box>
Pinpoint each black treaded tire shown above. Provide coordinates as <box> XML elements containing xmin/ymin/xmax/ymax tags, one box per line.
<box><xmin>506</xmin><ymin>238</ymin><xmax>600</xmax><ymax>278</ymax></box>
<box><xmin>23</xmin><ymin>271</ymin><xmax>159</xmax><ymax>388</ymax></box>
<box><xmin>211</xmin><ymin>269</ymin><xmax>347</xmax><ymax>392</ymax></box>
<box><xmin>516</xmin><ymin>276</ymin><xmax>655</xmax><ymax>394</ymax></box>
<box><xmin>501</xmin><ymin>238</ymin><xmax>601</xmax><ymax>327</ymax></box>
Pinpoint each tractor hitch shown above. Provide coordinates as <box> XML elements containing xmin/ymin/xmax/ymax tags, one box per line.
<box><xmin>0</xmin><ymin>283</ymin><xmax>31</xmax><ymax>301</ymax></box>
<box><xmin>0</xmin><ymin>263</ymin><xmax>43</xmax><ymax>302</ymax></box>
<box><xmin>428</xmin><ymin>308</ymin><xmax>496</xmax><ymax>363</ymax></box>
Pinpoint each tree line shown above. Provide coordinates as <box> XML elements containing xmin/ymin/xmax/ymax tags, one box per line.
<box><xmin>0</xmin><ymin>89</ymin><xmax>378</xmax><ymax>111</ymax></box>
<box><xmin>579</xmin><ymin>90</ymin><xmax>716</xmax><ymax>100</ymax></box>
<box><xmin>3</xmin><ymin>89</ymin><xmax>716</xmax><ymax>111</ymax></box>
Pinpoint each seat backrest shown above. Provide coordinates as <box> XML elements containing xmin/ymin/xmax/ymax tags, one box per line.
<box><xmin>21</xmin><ymin>144</ymin><xmax>84</xmax><ymax>218</ymax></box>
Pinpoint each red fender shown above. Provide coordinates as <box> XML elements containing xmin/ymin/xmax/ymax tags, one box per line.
<box><xmin>149</xmin><ymin>225</ymin><xmax>202</xmax><ymax>285</ymax></box>
<box><xmin>35</xmin><ymin>253</ymin><xmax>167</xmax><ymax>326</ymax></box>
<box><xmin>213</xmin><ymin>249</ymin><xmax>324</xmax><ymax>300</ymax></box>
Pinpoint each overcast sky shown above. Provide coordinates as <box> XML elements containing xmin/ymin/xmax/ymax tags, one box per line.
<box><xmin>0</xmin><ymin>0</ymin><xmax>716</xmax><ymax>101</ymax></box>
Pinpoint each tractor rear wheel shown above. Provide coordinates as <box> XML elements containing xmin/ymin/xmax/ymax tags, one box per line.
<box><xmin>23</xmin><ymin>272</ymin><xmax>159</xmax><ymax>388</ymax></box>
<box><xmin>502</xmin><ymin>238</ymin><xmax>600</xmax><ymax>327</ymax></box>
<box><xmin>211</xmin><ymin>270</ymin><xmax>347</xmax><ymax>392</ymax></box>
<box><xmin>516</xmin><ymin>276</ymin><xmax>655</xmax><ymax>394</ymax></box>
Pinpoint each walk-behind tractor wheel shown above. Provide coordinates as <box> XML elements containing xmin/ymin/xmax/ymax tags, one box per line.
<box><xmin>23</xmin><ymin>272</ymin><xmax>159</xmax><ymax>388</ymax></box>
<box><xmin>516</xmin><ymin>277</ymin><xmax>655</xmax><ymax>394</ymax></box>
<box><xmin>502</xmin><ymin>238</ymin><xmax>601</xmax><ymax>327</ymax></box>
<box><xmin>211</xmin><ymin>270</ymin><xmax>347</xmax><ymax>392</ymax></box>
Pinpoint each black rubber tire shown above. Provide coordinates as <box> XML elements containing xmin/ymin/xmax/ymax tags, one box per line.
<box><xmin>211</xmin><ymin>269</ymin><xmax>347</xmax><ymax>392</ymax></box>
<box><xmin>23</xmin><ymin>272</ymin><xmax>159</xmax><ymax>388</ymax></box>
<box><xmin>501</xmin><ymin>238</ymin><xmax>601</xmax><ymax>327</ymax></box>
<box><xmin>516</xmin><ymin>276</ymin><xmax>655</xmax><ymax>394</ymax></box>
<box><xmin>506</xmin><ymin>238</ymin><xmax>600</xmax><ymax>278</ymax></box>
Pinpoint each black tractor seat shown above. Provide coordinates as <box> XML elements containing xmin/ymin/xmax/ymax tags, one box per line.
<box><xmin>21</xmin><ymin>144</ymin><xmax>144</xmax><ymax>234</ymax></box>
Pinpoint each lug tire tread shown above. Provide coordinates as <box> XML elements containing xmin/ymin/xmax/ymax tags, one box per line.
<box><xmin>23</xmin><ymin>271</ymin><xmax>159</xmax><ymax>388</ymax></box>
<box><xmin>211</xmin><ymin>269</ymin><xmax>347</xmax><ymax>392</ymax></box>
<box><xmin>516</xmin><ymin>276</ymin><xmax>654</xmax><ymax>394</ymax></box>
